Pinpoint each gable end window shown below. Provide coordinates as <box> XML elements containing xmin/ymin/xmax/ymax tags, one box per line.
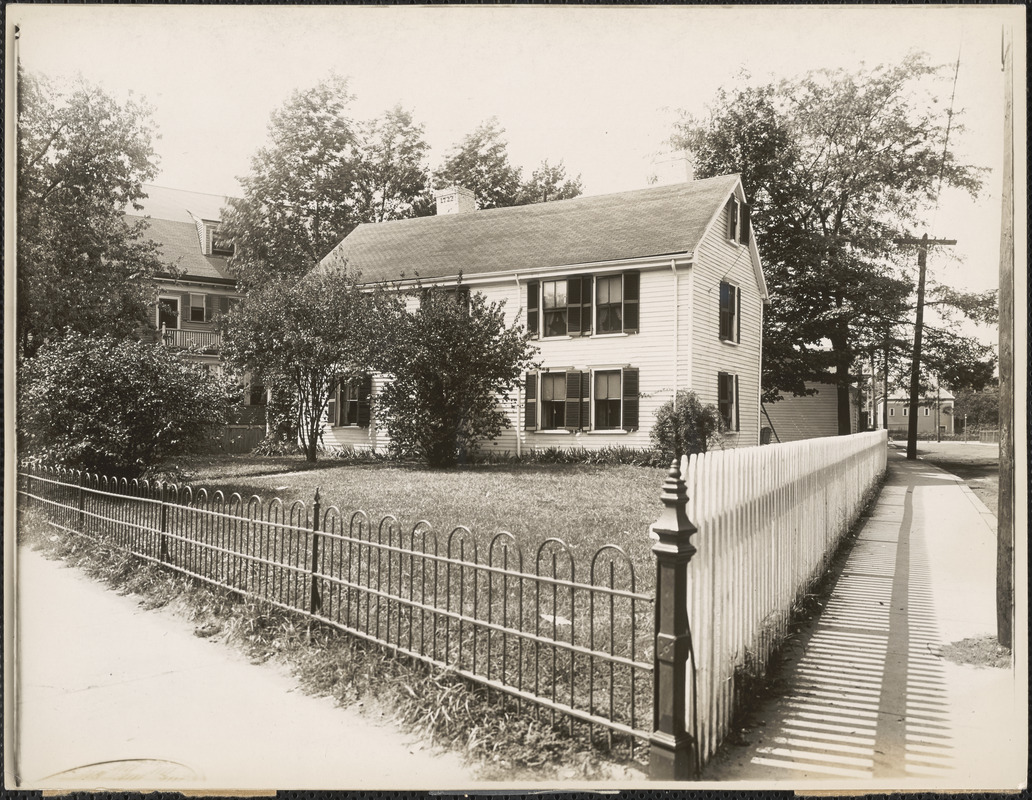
<box><xmin>328</xmin><ymin>374</ymin><xmax>372</xmax><ymax>428</ymax></box>
<box><xmin>719</xmin><ymin>282</ymin><xmax>740</xmax><ymax>342</ymax></box>
<box><xmin>718</xmin><ymin>371</ymin><xmax>739</xmax><ymax>432</ymax></box>
<box><xmin>726</xmin><ymin>197</ymin><xmax>750</xmax><ymax>246</ymax></box>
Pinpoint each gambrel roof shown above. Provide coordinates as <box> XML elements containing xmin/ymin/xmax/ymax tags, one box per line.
<box><xmin>321</xmin><ymin>175</ymin><xmax>760</xmax><ymax>288</ymax></box>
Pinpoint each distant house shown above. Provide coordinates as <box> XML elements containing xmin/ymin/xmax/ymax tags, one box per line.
<box><xmin>127</xmin><ymin>186</ymin><xmax>267</xmax><ymax>448</ymax></box>
<box><xmin>126</xmin><ymin>185</ymin><xmax>242</xmax><ymax>371</ymax></box>
<box><xmin>318</xmin><ymin>175</ymin><xmax>768</xmax><ymax>455</ymax></box>
<box><xmin>761</xmin><ymin>381</ymin><xmax>860</xmax><ymax>444</ymax></box>
<box><xmin>877</xmin><ymin>392</ymin><xmax>955</xmax><ymax>436</ymax></box>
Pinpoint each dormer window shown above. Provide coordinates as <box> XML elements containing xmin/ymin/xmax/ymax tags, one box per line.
<box><xmin>206</xmin><ymin>223</ymin><xmax>234</xmax><ymax>256</ymax></box>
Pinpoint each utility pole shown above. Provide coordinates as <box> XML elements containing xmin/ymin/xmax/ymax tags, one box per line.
<box><xmin>897</xmin><ymin>234</ymin><xmax>956</xmax><ymax>460</ymax></box>
<box><xmin>996</xmin><ymin>24</ymin><xmax>1015</xmax><ymax>650</ymax></box>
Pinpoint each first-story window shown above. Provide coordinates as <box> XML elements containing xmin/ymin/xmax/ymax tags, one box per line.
<box><xmin>903</xmin><ymin>407</ymin><xmax>909</xmax><ymax>416</ymax></box>
<box><xmin>923</xmin><ymin>407</ymin><xmax>930</xmax><ymax>416</ymax></box>
<box><xmin>329</xmin><ymin>374</ymin><xmax>372</xmax><ymax>427</ymax></box>
<box><xmin>593</xmin><ymin>370</ymin><xmax>622</xmax><ymax>429</ymax></box>
<box><xmin>524</xmin><ymin>367</ymin><xmax>638</xmax><ymax>432</ymax></box>
<box><xmin>718</xmin><ymin>371</ymin><xmax>739</xmax><ymax>431</ymax></box>
<box><xmin>889</xmin><ymin>407</ymin><xmax>895</xmax><ymax>417</ymax></box>
<box><xmin>540</xmin><ymin>373</ymin><xmax>567</xmax><ymax>429</ymax></box>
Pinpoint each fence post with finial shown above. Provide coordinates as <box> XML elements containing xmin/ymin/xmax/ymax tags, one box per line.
<box><xmin>649</xmin><ymin>458</ymin><xmax>698</xmax><ymax>780</ymax></box>
<box><xmin>309</xmin><ymin>487</ymin><xmax>322</xmax><ymax>615</ymax></box>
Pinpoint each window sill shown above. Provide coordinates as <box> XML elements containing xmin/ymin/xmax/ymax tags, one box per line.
<box><xmin>533</xmin><ymin>429</ymin><xmax>572</xmax><ymax>435</ymax></box>
<box><xmin>540</xmin><ymin>335</ymin><xmax>573</xmax><ymax>342</ymax></box>
<box><xmin>719</xmin><ymin>338</ymin><xmax>740</xmax><ymax>346</ymax></box>
<box><xmin>586</xmin><ymin>429</ymin><xmax>628</xmax><ymax>435</ymax></box>
<box><xmin>591</xmin><ymin>332</ymin><xmax>629</xmax><ymax>339</ymax></box>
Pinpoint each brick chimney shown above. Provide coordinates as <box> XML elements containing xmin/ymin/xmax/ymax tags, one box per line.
<box><xmin>434</xmin><ymin>185</ymin><xmax>476</xmax><ymax>215</ymax></box>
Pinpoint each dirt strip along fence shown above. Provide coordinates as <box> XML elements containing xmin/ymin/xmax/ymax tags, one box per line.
<box><xmin>17</xmin><ymin>464</ymin><xmax>654</xmax><ymax>761</ymax></box>
<box><xmin>679</xmin><ymin>429</ymin><xmax>888</xmax><ymax>764</ymax></box>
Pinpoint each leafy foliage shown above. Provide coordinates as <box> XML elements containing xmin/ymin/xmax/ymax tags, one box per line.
<box><xmin>373</xmin><ymin>287</ymin><xmax>538</xmax><ymax>468</ymax></box>
<box><xmin>222</xmin><ymin>76</ymin><xmax>433</xmax><ymax>287</ymax></box>
<box><xmin>673</xmin><ymin>56</ymin><xmax>986</xmax><ymax>432</ymax></box>
<box><xmin>650</xmin><ymin>391</ymin><xmax>724</xmax><ymax>460</ymax></box>
<box><xmin>953</xmin><ymin>384</ymin><xmax>1000</xmax><ymax>429</ymax></box>
<box><xmin>517</xmin><ymin>159</ymin><xmax>583</xmax><ymax>204</ymax></box>
<box><xmin>18</xmin><ymin>333</ymin><xmax>231</xmax><ymax>476</ymax></box>
<box><xmin>220</xmin><ymin>266</ymin><xmax>398</xmax><ymax>462</ymax></box>
<box><xmin>436</xmin><ymin>118</ymin><xmax>583</xmax><ymax>210</ymax></box>
<box><xmin>17</xmin><ymin>68</ymin><xmax>166</xmax><ymax>356</ymax></box>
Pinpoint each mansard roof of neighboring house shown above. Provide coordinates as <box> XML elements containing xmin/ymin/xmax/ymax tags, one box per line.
<box><xmin>125</xmin><ymin>185</ymin><xmax>238</xmax><ymax>283</ymax></box>
<box><xmin>321</xmin><ymin>174</ymin><xmax>755</xmax><ymax>285</ymax></box>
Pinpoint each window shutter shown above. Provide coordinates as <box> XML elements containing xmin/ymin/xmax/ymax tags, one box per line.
<box><xmin>565</xmin><ymin>370</ymin><xmax>583</xmax><ymax>430</ymax></box>
<box><xmin>567</xmin><ymin>277</ymin><xmax>583</xmax><ymax>334</ymax></box>
<box><xmin>740</xmin><ymin>203</ymin><xmax>751</xmax><ymax>245</ymax></box>
<box><xmin>527</xmin><ymin>281</ymin><xmax>539</xmax><ymax>339</ymax></box>
<box><xmin>623</xmin><ymin>271</ymin><xmax>640</xmax><ymax>333</ymax></box>
<box><xmin>357</xmin><ymin>374</ymin><xmax>373</xmax><ymax>428</ymax></box>
<box><xmin>735</xmin><ymin>285</ymin><xmax>741</xmax><ymax>343</ymax></box>
<box><xmin>524</xmin><ymin>372</ymin><xmax>537</xmax><ymax>430</ymax></box>
<box><xmin>621</xmin><ymin>367</ymin><xmax>639</xmax><ymax>431</ymax></box>
<box><xmin>581</xmin><ymin>275</ymin><xmax>593</xmax><ymax>335</ymax></box>
<box><xmin>220</xmin><ymin>296</ymin><xmax>230</xmax><ymax>315</ymax></box>
<box><xmin>580</xmin><ymin>371</ymin><xmax>590</xmax><ymax>431</ymax></box>
<box><xmin>734</xmin><ymin>374</ymin><xmax>741</xmax><ymax>431</ymax></box>
<box><xmin>727</xmin><ymin>198</ymin><xmax>738</xmax><ymax>241</ymax></box>
<box><xmin>327</xmin><ymin>379</ymin><xmax>338</xmax><ymax>427</ymax></box>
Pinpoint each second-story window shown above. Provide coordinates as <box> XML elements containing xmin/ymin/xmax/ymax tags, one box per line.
<box><xmin>719</xmin><ymin>281</ymin><xmax>739</xmax><ymax>342</ymax></box>
<box><xmin>527</xmin><ymin>272</ymin><xmax>639</xmax><ymax>339</ymax></box>
<box><xmin>158</xmin><ymin>297</ymin><xmax>180</xmax><ymax>330</ymax></box>
<box><xmin>542</xmin><ymin>280</ymin><xmax>568</xmax><ymax>337</ymax></box>
<box><xmin>189</xmin><ymin>293</ymin><xmax>207</xmax><ymax>323</ymax></box>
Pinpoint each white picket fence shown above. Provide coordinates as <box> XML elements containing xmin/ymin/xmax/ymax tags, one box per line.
<box><xmin>680</xmin><ymin>429</ymin><xmax>888</xmax><ymax>764</ymax></box>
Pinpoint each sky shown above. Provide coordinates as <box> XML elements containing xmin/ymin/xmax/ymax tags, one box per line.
<box><xmin>8</xmin><ymin>3</ymin><xmax>1023</xmax><ymax>307</ymax></box>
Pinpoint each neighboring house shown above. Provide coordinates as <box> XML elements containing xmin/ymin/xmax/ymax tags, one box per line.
<box><xmin>877</xmin><ymin>392</ymin><xmax>955</xmax><ymax>436</ymax></box>
<box><xmin>127</xmin><ymin>186</ymin><xmax>267</xmax><ymax>448</ymax></box>
<box><xmin>126</xmin><ymin>185</ymin><xmax>242</xmax><ymax>372</ymax></box>
<box><xmin>761</xmin><ymin>381</ymin><xmax>860</xmax><ymax>444</ymax></box>
<box><xmin>318</xmin><ymin>175</ymin><xmax>768</xmax><ymax>455</ymax></box>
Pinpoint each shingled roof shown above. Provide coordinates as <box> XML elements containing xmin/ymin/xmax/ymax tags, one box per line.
<box><xmin>125</xmin><ymin>185</ymin><xmax>237</xmax><ymax>282</ymax></box>
<box><xmin>321</xmin><ymin>175</ymin><xmax>742</xmax><ymax>282</ymax></box>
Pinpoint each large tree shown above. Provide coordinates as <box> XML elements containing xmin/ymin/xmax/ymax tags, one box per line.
<box><xmin>673</xmin><ymin>56</ymin><xmax>987</xmax><ymax>433</ymax></box>
<box><xmin>220</xmin><ymin>265</ymin><xmax>397</xmax><ymax>462</ymax></box>
<box><xmin>17</xmin><ymin>68</ymin><xmax>166</xmax><ymax>356</ymax></box>
<box><xmin>221</xmin><ymin>74</ymin><xmax>363</xmax><ymax>287</ymax></box>
<box><xmin>436</xmin><ymin>119</ymin><xmax>584</xmax><ymax>210</ymax></box>
<box><xmin>353</xmin><ymin>104</ymin><xmax>432</xmax><ymax>223</ymax></box>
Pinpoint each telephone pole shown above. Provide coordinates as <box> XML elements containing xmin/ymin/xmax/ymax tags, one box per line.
<box><xmin>897</xmin><ymin>234</ymin><xmax>956</xmax><ymax>460</ymax></box>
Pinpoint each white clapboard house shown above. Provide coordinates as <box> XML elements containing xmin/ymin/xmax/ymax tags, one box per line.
<box><xmin>318</xmin><ymin>175</ymin><xmax>768</xmax><ymax>455</ymax></box>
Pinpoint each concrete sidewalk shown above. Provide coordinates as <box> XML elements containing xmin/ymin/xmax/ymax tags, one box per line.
<box><xmin>11</xmin><ymin>546</ymin><xmax>475</xmax><ymax>792</ymax></box>
<box><xmin>704</xmin><ymin>448</ymin><xmax>1027</xmax><ymax>790</ymax></box>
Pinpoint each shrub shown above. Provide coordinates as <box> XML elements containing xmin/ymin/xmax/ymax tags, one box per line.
<box><xmin>19</xmin><ymin>332</ymin><xmax>232</xmax><ymax>476</ymax></box>
<box><xmin>650</xmin><ymin>390</ymin><xmax>723</xmax><ymax>460</ymax></box>
<box><xmin>373</xmin><ymin>285</ymin><xmax>537</xmax><ymax>468</ymax></box>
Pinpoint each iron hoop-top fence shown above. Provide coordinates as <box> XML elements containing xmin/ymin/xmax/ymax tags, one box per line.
<box><xmin>17</xmin><ymin>463</ymin><xmax>654</xmax><ymax>757</ymax></box>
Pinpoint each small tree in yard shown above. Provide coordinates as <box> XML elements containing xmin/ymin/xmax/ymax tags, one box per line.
<box><xmin>221</xmin><ymin>266</ymin><xmax>395</xmax><ymax>462</ymax></box>
<box><xmin>651</xmin><ymin>390</ymin><xmax>724</xmax><ymax>461</ymax></box>
<box><xmin>374</xmin><ymin>288</ymin><xmax>537</xmax><ymax>468</ymax></box>
<box><xmin>19</xmin><ymin>333</ymin><xmax>231</xmax><ymax>476</ymax></box>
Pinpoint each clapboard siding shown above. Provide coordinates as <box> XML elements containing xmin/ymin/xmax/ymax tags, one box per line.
<box><xmin>690</xmin><ymin>202</ymin><xmax>763</xmax><ymax>447</ymax></box>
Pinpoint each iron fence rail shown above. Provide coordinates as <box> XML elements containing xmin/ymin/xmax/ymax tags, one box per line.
<box><xmin>18</xmin><ymin>464</ymin><xmax>654</xmax><ymax>755</ymax></box>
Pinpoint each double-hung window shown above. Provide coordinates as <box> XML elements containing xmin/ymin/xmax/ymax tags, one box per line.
<box><xmin>717</xmin><ymin>372</ymin><xmax>739</xmax><ymax>431</ymax></box>
<box><xmin>189</xmin><ymin>293</ymin><xmax>207</xmax><ymax>323</ymax></box>
<box><xmin>727</xmin><ymin>196</ymin><xmax>751</xmax><ymax>246</ymax></box>
<box><xmin>527</xmin><ymin>272</ymin><xmax>639</xmax><ymax>338</ymax></box>
<box><xmin>524</xmin><ymin>367</ymin><xmax>638</xmax><ymax>432</ymax></box>
<box><xmin>541</xmin><ymin>280</ymin><xmax>569</xmax><ymax>337</ymax></box>
<box><xmin>157</xmin><ymin>297</ymin><xmax>180</xmax><ymax>330</ymax></box>
<box><xmin>328</xmin><ymin>374</ymin><xmax>372</xmax><ymax>428</ymax></box>
<box><xmin>719</xmin><ymin>282</ymin><xmax>739</xmax><ymax>342</ymax></box>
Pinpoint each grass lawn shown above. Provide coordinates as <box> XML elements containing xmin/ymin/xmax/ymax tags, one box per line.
<box><xmin>178</xmin><ymin>454</ymin><xmax>668</xmax><ymax>592</ymax></box>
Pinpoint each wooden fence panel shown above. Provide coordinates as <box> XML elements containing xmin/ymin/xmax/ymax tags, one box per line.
<box><xmin>680</xmin><ymin>430</ymin><xmax>887</xmax><ymax>763</ymax></box>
